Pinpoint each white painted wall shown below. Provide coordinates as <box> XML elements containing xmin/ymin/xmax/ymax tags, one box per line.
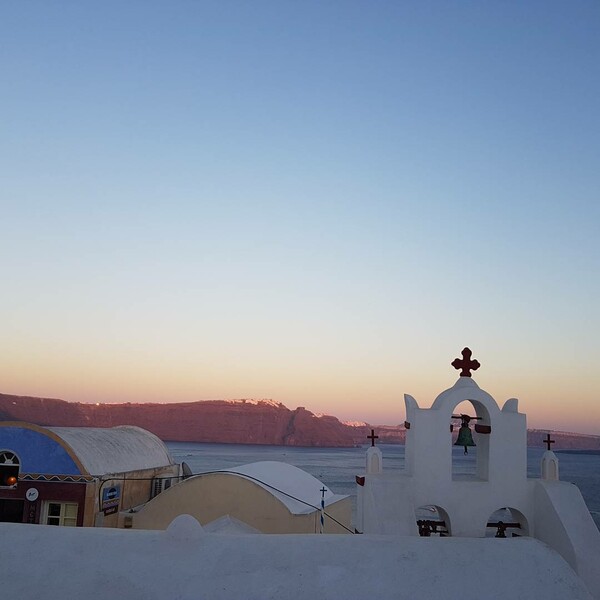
<box><xmin>366</xmin><ymin>446</ymin><xmax>382</xmax><ymax>474</ymax></box>
<box><xmin>398</xmin><ymin>377</ymin><xmax>529</xmax><ymax>536</ymax></box>
<box><xmin>541</xmin><ymin>450</ymin><xmax>560</xmax><ymax>480</ymax></box>
<box><xmin>0</xmin><ymin>522</ymin><xmax>593</xmax><ymax>600</ymax></box>
<box><xmin>534</xmin><ymin>480</ymin><xmax>600</xmax><ymax>598</ymax></box>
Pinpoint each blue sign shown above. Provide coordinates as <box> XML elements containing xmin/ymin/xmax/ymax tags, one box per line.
<box><xmin>102</xmin><ymin>485</ymin><xmax>121</xmax><ymax>510</ymax></box>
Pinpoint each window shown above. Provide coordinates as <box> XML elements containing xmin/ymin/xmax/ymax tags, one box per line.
<box><xmin>0</xmin><ymin>450</ymin><xmax>20</xmax><ymax>488</ymax></box>
<box><xmin>0</xmin><ymin>451</ymin><xmax>19</xmax><ymax>465</ymax></box>
<box><xmin>43</xmin><ymin>502</ymin><xmax>78</xmax><ymax>527</ymax></box>
<box><xmin>151</xmin><ymin>477</ymin><xmax>163</xmax><ymax>498</ymax></box>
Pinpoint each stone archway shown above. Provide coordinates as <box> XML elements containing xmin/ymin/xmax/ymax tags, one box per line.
<box><xmin>485</xmin><ymin>507</ymin><xmax>529</xmax><ymax>538</ymax></box>
<box><xmin>415</xmin><ymin>504</ymin><xmax>451</xmax><ymax>536</ymax></box>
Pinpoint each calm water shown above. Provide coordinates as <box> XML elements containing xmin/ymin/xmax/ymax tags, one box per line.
<box><xmin>166</xmin><ymin>442</ymin><xmax>600</xmax><ymax>531</ymax></box>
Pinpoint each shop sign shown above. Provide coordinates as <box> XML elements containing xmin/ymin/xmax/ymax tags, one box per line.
<box><xmin>102</xmin><ymin>484</ymin><xmax>121</xmax><ymax>514</ymax></box>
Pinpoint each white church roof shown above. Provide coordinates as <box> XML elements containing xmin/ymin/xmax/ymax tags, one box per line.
<box><xmin>220</xmin><ymin>461</ymin><xmax>343</xmax><ymax>514</ymax></box>
<box><xmin>46</xmin><ymin>425</ymin><xmax>174</xmax><ymax>475</ymax></box>
<box><xmin>0</xmin><ymin>522</ymin><xmax>592</xmax><ymax>600</ymax></box>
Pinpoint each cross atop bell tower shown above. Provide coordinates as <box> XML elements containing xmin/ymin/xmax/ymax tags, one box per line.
<box><xmin>451</xmin><ymin>347</ymin><xmax>480</xmax><ymax>377</ymax></box>
<box><xmin>544</xmin><ymin>433</ymin><xmax>555</xmax><ymax>451</ymax></box>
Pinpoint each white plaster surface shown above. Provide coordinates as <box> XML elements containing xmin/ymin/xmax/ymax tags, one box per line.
<box><xmin>166</xmin><ymin>514</ymin><xmax>205</xmax><ymax>540</ymax></box>
<box><xmin>47</xmin><ymin>425</ymin><xmax>173</xmax><ymax>475</ymax></box>
<box><xmin>386</xmin><ymin>377</ymin><xmax>530</xmax><ymax>538</ymax></box>
<box><xmin>0</xmin><ymin>522</ymin><xmax>592</xmax><ymax>600</ymax></box>
<box><xmin>204</xmin><ymin>514</ymin><xmax>261</xmax><ymax>534</ymax></box>
<box><xmin>541</xmin><ymin>450</ymin><xmax>560</xmax><ymax>480</ymax></box>
<box><xmin>221</xmin><ymin>461</ymin><xmax>342</xmax><ymax>514</ymax></box>
<box><xmin>534</xmin><ymin>480</ymin><xmax>600</xmax><ymax>597</ymax></box>
<box><xmin>366</xmin><ymin>446</ymin><xmax>382</xmax><ymax>474</ymax></box>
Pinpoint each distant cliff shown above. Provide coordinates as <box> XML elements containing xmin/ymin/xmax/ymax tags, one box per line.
<box><xmin>526</xmin><ymin>429</ymin><xmax>600</xmax><ymax>451</ymax></box>
<box><xmin>1</xmin><ymin>393</ymin><xmax>598</xmax><ymax>450</ymax></box>
<box><xmin>0</xmin><ymin>394</ymin><xmax>360</xmax><ymax>447</ymax></box>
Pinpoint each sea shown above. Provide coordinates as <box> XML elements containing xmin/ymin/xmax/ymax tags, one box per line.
<box><xmin>166</xmin><ymin>442</ymin><xmax>600</xmax><ymax>532</ymax></box>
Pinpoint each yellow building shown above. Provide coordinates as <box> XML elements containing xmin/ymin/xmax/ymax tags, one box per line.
<box><xmin>131</xmin><ymin>460</ymin><xmax>352</xmax><ymax>534</ymax></box>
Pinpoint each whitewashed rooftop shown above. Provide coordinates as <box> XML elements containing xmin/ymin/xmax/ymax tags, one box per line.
<box><xmin>221</xmin><ymin>461</ymin><xmax>343</xmax><ymax>514</ymax></box>
<box><xmin>0</xmin><ymin>520</ymin><xmax>592</xmax><ymax>600</ymax></box>
<box><xmin>46</xmin><ymin>425</ymin><xmax>173</xmax><ymax>475</ymax></box>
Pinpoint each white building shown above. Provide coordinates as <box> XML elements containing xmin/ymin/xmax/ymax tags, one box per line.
<box><xmin>357</xmin><ymin>348</ymin><xmax>600</xmax><ymax>598</ymax></box>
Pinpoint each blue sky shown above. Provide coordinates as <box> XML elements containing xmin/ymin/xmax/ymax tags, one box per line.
<box><xmin>1</xmin><ymin>1</ymin><xmax>599</xmax><ymax>433</ymax></box>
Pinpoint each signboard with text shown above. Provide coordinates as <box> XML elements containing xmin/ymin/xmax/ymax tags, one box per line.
<box><xmin>101</xmin><ymin>485</ymin><xmax>121</xmax><ymax>515</ymax></box>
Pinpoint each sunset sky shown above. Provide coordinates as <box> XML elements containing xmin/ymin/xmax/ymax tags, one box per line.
<box><xmin>1</xmin><ymin>2</ymin><xmax>599</xmax><ymax>434</ymax></box>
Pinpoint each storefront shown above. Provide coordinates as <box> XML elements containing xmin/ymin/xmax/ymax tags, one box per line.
<box><xmin>0</xmin><ymin>422</ymin><xmax>180</xmax><ymax>527</ymax></box>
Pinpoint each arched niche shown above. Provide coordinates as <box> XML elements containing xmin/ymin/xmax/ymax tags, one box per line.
<box><xmin>450</xmin><ymin>399</ymin><xmax>492</xmax><ymax>481</ymax></box>
<box><xmin>366</xmin><ymin>446</ymin><xmax>382</xmax><ymax>475</ymax></box>
<box><xmin>485</xmin><ymin>507</ymin><xmax>529</xmax><ymax>538</ymax></box>
<box><xmin>415</xmin><ymin>505</ymin><xmax>451</xmax><ymax>537</ymax></box>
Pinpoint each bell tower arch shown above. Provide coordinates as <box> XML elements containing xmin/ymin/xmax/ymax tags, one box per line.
<box><xmin>405</xmin><ymin>349</ymin><xmax>526</xmax><ymax>485</ymax></box>
<box><xmin>451</xmin><ymin>399</ymin><xmax>492</xmax><ymax>480</ymax></box>
<box><xmin>402</xmin><ymin>348</ymin><xmax>529</xmax><ymax>536</ymax></box>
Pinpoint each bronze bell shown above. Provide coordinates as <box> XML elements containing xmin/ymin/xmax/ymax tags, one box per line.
<box><xmin>454</xmin><ymin>415</ymin><xmax>476</xmax><ymax>454</ymax></box>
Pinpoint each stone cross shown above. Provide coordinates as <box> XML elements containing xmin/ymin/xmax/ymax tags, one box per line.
<box><xmin>544</xmin><ymin>433</ymin><xmax>555</xmax><ymax>451</ymax></box>
<box><xmin>451</xmin><ymin>347</ymin><xmax>481</xmax><ymax>377</ymax></box>
<box><xmin>367</xmin><ymin>429</ymin><xmax>379</xmax><ymax>447</ymax></box>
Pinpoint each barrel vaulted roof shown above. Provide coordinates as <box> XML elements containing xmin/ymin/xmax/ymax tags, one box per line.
<box><xmin>46</xmin><ymin>425</ymin><xmax>174</xmax><ymax>475</ymax></box>
<box><xmin>0</xmin><ymin>422</ymin><xmax>173</xmax><ymax>476</ymax></box>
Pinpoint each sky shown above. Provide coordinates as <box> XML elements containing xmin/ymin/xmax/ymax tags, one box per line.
<box><xmin>1</xmin><ymin>1</ymin><xmax>599</xmax><ymax>434</ymax></box>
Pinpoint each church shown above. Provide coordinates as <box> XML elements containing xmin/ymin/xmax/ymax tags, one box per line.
<box><xmin>356</xmin><ymin>348</ymin><xmax>600</xmax><ymax>597</ymax></box>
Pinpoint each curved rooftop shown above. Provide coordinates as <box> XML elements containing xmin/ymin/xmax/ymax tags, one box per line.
<box><xmin>0</xmin><ymin>422</ymin><xmax>173</xmax><ymax>476</ymax></box>
<box><xmin>47</xmin><ymin>425</ymin><xmax>174</xmax><ymax>476</ymax></box>
<box><xmin>221</xmin><ymin>461</ymin><xmax>341</xmax><ymax>514</ymax></box>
